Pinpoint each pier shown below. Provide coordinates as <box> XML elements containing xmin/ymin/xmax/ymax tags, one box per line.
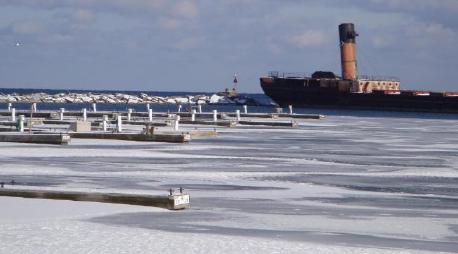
<box><xmin>0</xmin><ymin>133</ymin><xmax>70</xmax><ymax>145</ymax></box>
<box><xmin>0</xmin><ymin>188</ymin><xmax>190</xmax><ymax>210</ymax></box>
<box><xmin>0</xmin><ymin>104</ymin><xmax>324</xmax><ymax>145</ymax></box>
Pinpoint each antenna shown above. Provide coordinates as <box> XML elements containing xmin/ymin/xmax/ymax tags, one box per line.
<box><xmin>233</xmin><ymin>74</ymin><xmax>238</xmax><ymax>93</ymax></box>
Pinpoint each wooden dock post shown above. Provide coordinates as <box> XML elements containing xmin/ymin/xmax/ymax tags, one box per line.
<box><xmin>127</xmin><ymin>108</ymin><xmax>133</xmax><ymax>121</ymax></box>
<box><xmin>18</xmin><ymin>115</ymin><xmax>24</xmax><ymax>132</ymax></box>
<box><xmin>191</xmin><ymin>109</ymin><xmax>196</xmax><ymax>122</ymax></box>
<box><xmin>82</xmin><ymin>108</ymin><xmax>87</xmax><ymax>122</ymax></box>
<box><xmin>11</xmin><ymin>108</ymin><xmax>15</xmax><ymax>122</ymax></box>
<box><xmin>102</xmin><ymin>115</ymin><xmax>108</xmax><ymax>132</ymax></box>
<box><xmin>173</xmin><ymin>115</ymin><xmax>180</xmax><ymax>131</ymax></box>
<box><xmin>213</xmin><ymin>110</ymin><xmax>218</xmax><ymax>122</ymax></box>
<box><xmin>116</xmin><ymin>115</ymin><xmax>122</xmax><ymax>132</ymax></box>
<box><xmin>148</xmin><ymin>109</ymin><xmax>153</xmax><ymax>122</ymax></box>
<box><xmin>59</xmin><ymin>108</ymin><xmax>65</xmax><ymax>121</ymax></box>
<box><xmin>236</xmin><ymin>110</ymin><xmax>241</xmax><ymax>122</ymax></box>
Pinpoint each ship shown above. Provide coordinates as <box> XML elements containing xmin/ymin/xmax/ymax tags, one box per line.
<box><xmin>260</xmin><ymin>23</ymin><xmax>458</xmax><ymax>113</ymax></box>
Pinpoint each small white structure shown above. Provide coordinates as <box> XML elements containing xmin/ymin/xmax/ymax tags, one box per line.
<box><xmin>18</xmin><ymin>115</ymin><xmax>24</xmax><ymax>132</ymax></box>
<box><xmin>103</xmin><ymin>115</ymin><xmax>108</xmax><ymax>132</ymax></box>
<box><xmin>243</xmin><ymin>105</ymin><xmax>248</xmax><ymax>114</ymax></box>
<box><xmin>59</xmin><ymin>108</ymin><xmax>65</xmax><ymax>121</ymax></box>
<box><xmin>148</xmin><ymin>109</ymin><xmax>153</xmax><ymax>122</ymax></box>
<box><xmin>191</xmin><ymin>109</ymin><xmax>196</xmax><ymax>122</ymax></box>
<box><xmin>146</xmin><ymin>103</ymin><xmax>150</xmax><ymax>111</ymax></box>
<box><xmin>236</xmin><ymin>110</ymin><xmax>241</xmax><ymax>122</ymax></box>
<box><xmin>116</xmin><ymin>115</ymin><xmax>122</xmax><ymax>132</ymax></box>
<box><xmin>82</xmin><ymin>108</ymin><xmax>87</xmax><ymax>122</ymax></box>
<box><xmin>173</xmin><ymin>115</ymin><xmax>180</xmax><ymax>131</ymax></box>
<box><xmin>213</xmin><ymin>110</ymin><xmax>218</xmax><ymax>122</ymax></box>
<box><xmin>70</xmin><ymin>121</ymin><xmax>91</xmax><ymax>132</ymax></box>
<box><xmin>11</xmin><ymin>108</ymin><xmax>16</xmax><ymax>122</ymax></box>
<box><xmin>92</xmin><ymin>103</ymin><xmax>97</xmax><ymax>112</ymax></box>
<box><xmin>177</xmin><ymin>104</ymin><xmax>182</xmax><ymax>113</ymax></box>
<box><xmin>7</xmin><ymin>103</ymin><xmax>12</xmax><ymax>111</ymax></box>
<box><xmin>127</xmin><ymin>109</ymin><xmax>133</xmax><ymax>121</ymax></box>
<box><xmin>32</xmin><ymin>103</ymin><xmax>37</xmax><ymax>112</ymax></box>
<box><xmin>197</xmin><ymin>104</ymin><xmax>202</xmax><ymax>113</ymax></box>
<box><xmin>289</xmin><ymin>105</ymin><xmax>293</xmax><ymax>115</ymax></box>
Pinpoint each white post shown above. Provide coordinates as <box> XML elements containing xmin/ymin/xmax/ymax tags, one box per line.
<box><xmin>148</xmin><ymin>109</ymin><xmax>153</xmax><ymax>122</ymax></box>
<box><xmin>177</xmin><ymin>104</ymin><xmax>182</xmax><ymax>113</ymax></box>
<box><xmin>7</xmin><ymin>103</ymin><xmax>12</xmax><ymax>111</ymax></box>
<box><xmin>18</xmin><ymin>115</ymin><xmax>24</xmax><ymax>132</ymax></box>
<box><xmin>213</xmin><ymin>110</ymin><xmax>218</xmax><ymax>122</ymax></box>
<box><xmin>127</xmin><ymin>108</ymin><xmax>132</xmax><ymax>121</ymax></box>
<box><xmin>103</xmin><ymin>115</ymin><xmax>108</xmax><ymax>132</ymax></box>
<box><xmin>32</xmin><ymin>103</ymin><xmax>37</xmax><ymax>112</ymax></box>
<box><xmin>289</xmin><ymin>105</ymin><xmax>293</xmax><ymax>115</ymax></box>
<box><xmin>146</xmin><ymin>103</ymin><xmax>150</xmax><ymax>112</ymax></box>
<box><xmin>243</xmin><ymin>105</ymin><xmax>248</xmax><ymax>114</ymax></box>
<box><xmin>174</xmin><ymin>115</ymin><xmax>180</xmax><ymax>131</ymax></box>
<box><xmin>11</xmin><ymin>108</ymin><xmax>16</xmax><ymax>122</ymax></box>
<box><xmin>59</xmin><ymin>108</ymin><xmax>65</xmax><ymax>121</ymax></box>
<box><xmin>117</xmin><ymin>115</ymin><xmax>122</xmax><ymax>132</ymax></box>
<box><xmin>197</xmin><ymin>104</ymin><xmax>202</xmax><ymax>113</ymax></box>
<box><xmin>236</xmin><ymin>110</ymin><xmax>241</xmax><ymax>122</ymax></box>
<box><xmin>191</xmin><ymin>109</ymin><xmax>196</xmax><ymax>122</ymax></box>
<box><xmin>82</xmin><ymin>108</ymin><xmax>87</xmax><ymax>122</ymax></box>
<box><xmin>92</xmin><ymin>103</ymin><xmax>97</xmax><ymax>112</ymax></box>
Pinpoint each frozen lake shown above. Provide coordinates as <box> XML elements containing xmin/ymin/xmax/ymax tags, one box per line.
<box><xmin>1</xmin><ymin>112</ymin><xmax>458</xmax><ymax>253</ymax></box>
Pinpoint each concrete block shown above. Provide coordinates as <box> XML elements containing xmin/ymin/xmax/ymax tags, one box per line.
<box><xmin>70</xmin><ymin>121</ymin><xmax>92</xmax><ymax>132</ymax></box>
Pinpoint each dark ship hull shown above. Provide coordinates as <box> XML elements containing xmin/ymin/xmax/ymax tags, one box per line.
<box><xmin>261</xmin><ymin>76</ymin><xmax>458</xmax><ymax>113</ymax></box>
<box><xmin>260</xmin><ymin>23</ymin><xmax>458</xmax><ymax>114</ymax></box>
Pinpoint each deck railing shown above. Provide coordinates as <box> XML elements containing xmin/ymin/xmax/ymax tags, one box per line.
<box><xmin>358</xmin><ymin>75</ymin><xmax>400</xmax><ymax>82</ymax></box>
<box><xmin>268</xmin><ymin>71</ymin><xmax>308</xmax><ymax>79</ymax></box>
<box><xmin>268</xmin><ymin>72</ymin><xmax>400</xmax><ymax>82</ymax></box>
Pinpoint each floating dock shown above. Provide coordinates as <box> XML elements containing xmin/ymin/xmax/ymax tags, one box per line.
<box><xmin>0</xmin><ymin>188</ymin><xmax>190</xmax><ymax>210</ymax></box>
<box><xmin>0</xmin><ymin>133</ymin><xmax>70</xmax><ymax>145</ymax></box>
<box><xmin>70</xmin><ymin>132</ymin><xmax>191</xmax><ymax>143</ymax></box>
<box><xmin>0</xmin><ymin>105</ymin><xmax>323</xmax><ymax>144</ymax></box>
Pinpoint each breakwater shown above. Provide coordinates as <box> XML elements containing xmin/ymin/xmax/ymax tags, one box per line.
<box><xmin>0</xmin><ymin>92</ymin><xmax>257</xmax><ymax>105</ymax></box>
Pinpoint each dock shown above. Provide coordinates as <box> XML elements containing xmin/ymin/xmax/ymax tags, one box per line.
<box><xmin>0</xmin><ymin>188</ymin><xmax>190</xmax><ymax>210</ymax></box>
<box><xmin>70</xmin><ymin>132</ymin><xmax>191</xmax><ymax>143</ymax></box>
<box><xmin>0</xmin><ymin>133</ymin><xmax>70</xmax><ymax>145</ymax></box>
<box><xmin>0</xmin><ymin>104</ymin><xmax>324</xmax><ymax>144</ymax></box>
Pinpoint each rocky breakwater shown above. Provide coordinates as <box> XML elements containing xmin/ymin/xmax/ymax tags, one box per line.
<box><xmin>0</xmin><ymin>92</ymin><xmax>259</xmax><ymax>105</ymax></box>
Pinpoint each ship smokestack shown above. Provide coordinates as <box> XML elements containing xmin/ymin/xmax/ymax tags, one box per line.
<box><xmin>339</xmin><ymin>23</ymin><xmax>359</xmax><ymax>80</ymax></box>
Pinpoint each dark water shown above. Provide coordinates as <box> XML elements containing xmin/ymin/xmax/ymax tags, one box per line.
<box><xmin>2</xmin><ymin>87</ymin><xmax>458</xmax><ymax>120</ymax></box>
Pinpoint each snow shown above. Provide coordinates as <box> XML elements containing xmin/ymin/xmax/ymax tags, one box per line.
<box><xmin>0</xmin><ymin>113</ymin><xmax>458</xmax><ymax>253</ymax></box>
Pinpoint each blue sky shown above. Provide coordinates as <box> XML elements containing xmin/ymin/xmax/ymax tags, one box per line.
<box><xmin>0</xmin><ymin>0</ymin><xmax>457</xmax><ymax>93</ymax></box>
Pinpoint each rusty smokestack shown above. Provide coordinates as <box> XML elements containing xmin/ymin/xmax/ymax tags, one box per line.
<box><xmin>339</xmin><ymin>23</ymin><xmax>359</xmax><ymax>80</ymax></box>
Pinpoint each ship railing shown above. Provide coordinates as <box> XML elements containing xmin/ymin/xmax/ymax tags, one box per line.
<box><xmin>358</xmin><ymin>75</ymin><xmax>400</xmax><ymax>82</ymax></box>
<box><xmin>268</xmin><ymin>71</ymin><xmax>308</xmax><ymax>79</ymax></box>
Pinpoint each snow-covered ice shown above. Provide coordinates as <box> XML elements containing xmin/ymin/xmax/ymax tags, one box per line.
<box><xmin>0</xmin><ymin>113</ymin><xmax>458</xmax><ymax>253</ymax></box>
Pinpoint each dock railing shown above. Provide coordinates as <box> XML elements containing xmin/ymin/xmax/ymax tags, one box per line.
<box><xmin>358</xmin><ymin>75</ymin><xmax>400</xmax><ymax>82</ymax></box>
